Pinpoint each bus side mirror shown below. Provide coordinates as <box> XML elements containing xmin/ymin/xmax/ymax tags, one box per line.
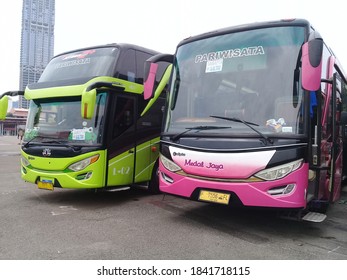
<box><xmin>144</xmin><ymin>62</ymin><xmax>158</xmax><ymax>100</ymax></box>
<box><xmin>0</xmin><ymin>95</ymin><xmax>9</xmax><ymax>120</ymax></box>
<box><xmin>0</xmin><ymin>91</ymin><xmax>24</xmax><ymax>120</ymax></box>
<box><xmin>81</xmin><ymin>88</ymin><xmax>96</xmax><ymax>119</ymax></box>
<box><xmin>141</xmin><ymin>64</ymin><xmax>173</xmax><ymax>116</ymax></box>
<box><xmin>144</xmin><ymin>53</ymin><xmax>174</xmax><ymax>100</ymax></box>
<box><xmin>301</xmin><ymin>36</ymin><xmax>323</xmax><ymax>91</ymax></box>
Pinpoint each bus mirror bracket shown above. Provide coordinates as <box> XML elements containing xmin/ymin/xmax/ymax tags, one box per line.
<box><xmin>0</xmin><ymin>95</ymin><xmax>9</xmax><ymax>120</ymax></box>
<box><xmin>81</xmin><ymin>81</ymin><xmax>125</xmax><ymax>119</ymax></box>
<box><xmin>0</xmin><ymin>90</ymin><xmax>24</xmax><ymax>120</ymax></box>
<box><xmin>81</xmin><ymin>88</ymin><xmax>97</xmax><ymax>119</ymax></box>
<box><xmin>301</xmin><ymin>32</ymin><xmax>323</xmax><ymax>91</ymax></box>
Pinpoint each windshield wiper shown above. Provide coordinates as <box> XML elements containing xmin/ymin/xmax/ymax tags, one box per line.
<box><xmin>24</xmin><ymin>136</ymin><xmax>81</xmax><ymax>151</ymax></box>
<box><xmin>170</xmin><ymin>125</ymin><xmax>231</xmax><ymax>142</ymax></box>
<box><xmin>23</xmin><ymin>135</ymin><xmax>44</xmax><ymax>148</ymax></box>
<box><xmin>42</xmin><ymin>140</ymin><xmax>82</xmax><ymax>151</ymax></box>
<box><xmin>210</xmin><ymin>115</ymin><xmax>273</xmax><ymax>145</ymax></box>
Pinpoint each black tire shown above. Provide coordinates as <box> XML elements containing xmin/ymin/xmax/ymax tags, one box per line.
<box><xmin>148</xmin><ymin>161</ymin><xmax>160</xmax><ymax>194</ymax></box>
<box><xmin>307</xmin><ymin>199</ymin><xmax>329</xmax><ymax>214</ymax></box>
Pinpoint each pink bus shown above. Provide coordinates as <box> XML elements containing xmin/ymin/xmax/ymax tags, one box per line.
<box><xmin>144</xmin><ymin>19</ymin><xmax>347</xmax><ymax>222</ymax></box>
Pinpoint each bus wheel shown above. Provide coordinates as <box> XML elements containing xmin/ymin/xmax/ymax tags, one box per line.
<box><xmin>307</xmin><ymin>199</ymin><xmax>329</xmax><ymax>214</ymax></box>
<box><xmin>148</xmin><ymin>161</ymin><xmax>160</xmax><ymax>194</ymax></box>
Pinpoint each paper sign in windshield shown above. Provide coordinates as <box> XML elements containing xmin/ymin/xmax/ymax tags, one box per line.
<box><xmin>206</xmin><ymin>59</ymin><xmax>223</xmax><ymax>73</ymax></box>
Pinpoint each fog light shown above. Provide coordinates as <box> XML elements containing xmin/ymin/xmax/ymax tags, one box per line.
<box><xmin>161</xmin><ymin>172</ymin><xmax>174</xmax><ymax>184</ymax></box>
<box><xmin>283</xmin><ymin>183</ymin><xmax>295</xmax><ymax>194</ymax></box>
<box><xmin>76</xmin><ymin>172</ymin><xmax>92</xmax><ymax>180</ymax></box>
<box><xmin>267</xmin><ymin>184</ymin><xmax>296</xmax><ymax>195</ymax></box>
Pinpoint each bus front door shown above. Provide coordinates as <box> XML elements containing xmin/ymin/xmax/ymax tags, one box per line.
<box><xmin>107</xmin><ymin>95</ymin><xmax>136</xmax><ymax>187</ymax></box>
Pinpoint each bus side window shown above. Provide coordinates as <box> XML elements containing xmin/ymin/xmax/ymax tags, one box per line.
<box><xmin>116</xmin><ymin>49</ymin><xmax>136</xmax><ymax>82</ymax></box>
<box><xmin>135</xmin><ymin>50</ymin><xmax>151</xmax><ymax>84</ymax></box>
<box><xmin>112</xmin><ymin>96</ymin><xmax>135</xmax><ymax>138</ymax></box>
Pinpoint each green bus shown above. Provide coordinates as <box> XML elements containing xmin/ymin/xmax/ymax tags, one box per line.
<box><xmin>0</xmin><ymin>43</ymin><xmax>170</xmax><ymax>192</ymax></box>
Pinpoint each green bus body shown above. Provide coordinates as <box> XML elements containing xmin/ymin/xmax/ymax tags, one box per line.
<box><xmin>4</xmin><ymin>43</ymin><xmax>168</xmax><ymax>192</ymax></box>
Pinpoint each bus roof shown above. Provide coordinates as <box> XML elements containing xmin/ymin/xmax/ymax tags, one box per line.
<box><xmin>53</xmin><ymin>43</ymin><xmax>161</xmax><ymax>59</ymax></box>
<box><xmin>177</xmin><ymin>18</ymin><xmax>311</xmax><ymax>47</ymax></box>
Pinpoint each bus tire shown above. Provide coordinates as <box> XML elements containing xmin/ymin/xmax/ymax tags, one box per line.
<box><xmin>148</xmin><ymin>161</ymin><xmax>160</xmax><ymax>194</ymax></box>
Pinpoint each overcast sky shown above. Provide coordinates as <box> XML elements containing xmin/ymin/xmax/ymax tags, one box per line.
<box><xmin>1</xmin><ymin>0</ymin><xmax>346</xmax><ymax>95</ymax></box>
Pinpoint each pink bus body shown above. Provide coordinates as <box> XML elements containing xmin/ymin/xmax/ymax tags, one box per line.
<box><xmin>159</xmin><ymin>153</ymin><xmax>309</xmax><ymax>208</ymax></box>
<box><xmin>144</xmin><ymin>19</ymin><xmax>347</xmax><ymax>221</ymax></box>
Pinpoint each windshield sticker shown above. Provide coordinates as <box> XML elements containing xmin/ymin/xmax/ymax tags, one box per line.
<box><xmin>70</xmin><ymin>127</ymin><xmax>95</xmax><ymax>141</ymax></box>
<box><xmin>71</xmin><ymin>129</ymin><xmax>86</xmax><ymax>140</ymax></box>
<box><xmin>195</xmin><ymin>46</ymin><xmax>265</xmax><ymax>63</ymax></box>
<box><xmin>282</xmin><ymin>127</ymin><xmax>293</xmax><ymax>133</ymax></box>
<box><xmin>53</xmin><ymin>49</ymin><xmax>96</xmax><ymax>69</ymax></box>
<box><xmin>62</xmin><ymin>50</ymin><xmax>96</xmax><ymax>60</ymax></box>
<box><xmin>206</xmin><ymin>59</ymin><xmax>223</xmax><ymax>73</ymax></box>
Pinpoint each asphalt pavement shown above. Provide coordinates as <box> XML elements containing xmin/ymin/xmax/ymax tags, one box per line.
<box><xmin>0</xmin><ymin>136</ymin><xmax>22</xmax><ymax>155</ymax></box>
<box><xmin>0</xmin><ymin>134</ymin><xmax>347</xmax><ymax>262</ymax></box>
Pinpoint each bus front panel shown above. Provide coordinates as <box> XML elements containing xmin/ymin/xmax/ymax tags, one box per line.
<box><xmin>21</xmin><ymin>150</ymin><xmax>107</xmax><ymax>189</ymax></box>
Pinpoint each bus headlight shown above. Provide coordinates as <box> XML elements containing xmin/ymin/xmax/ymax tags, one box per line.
<box><xmin>68</xmin><ymin>155</ymin><xmax>100</xmax><ymax>172</ymax></box>
<box><xmin>160</xmin><ymin>154</ymin><xmax>181</xmax><ymax>172</ymax></box>
<box><xmin>254</xmin><ymin>159</ymin><xmax>303</xmax><ymax>181</ymax></box>
<box><xmin>21</xmin><ymin>156</ymin><xmax>30</xmax><ymax>167</ymax></box>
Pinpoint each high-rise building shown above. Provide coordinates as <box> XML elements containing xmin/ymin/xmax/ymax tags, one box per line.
<box><xmin>19</xmin><ymin>0</ymin><xmax>55</xmax><ymax>109</ymax></box>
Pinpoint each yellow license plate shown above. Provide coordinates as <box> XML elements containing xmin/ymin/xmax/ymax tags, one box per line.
<box><xmin>199</xmin><ymin>190</ymin><xmax>230</xmax><ymax>205</ymax></box>
<box><xmin>38</xmin><ymin>181</ymin><xmax>54</xmax><ymax>191</ymax></box>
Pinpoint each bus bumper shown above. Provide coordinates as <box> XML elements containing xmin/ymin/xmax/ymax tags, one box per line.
<box><xmin>159</xmin><ymin>162</ymin><xmax>308</xmax><ymax>209</ymax></box>
<box><xmin>20</xmin><ymin>151</ymin><xmax>106</xmax><ymax>189</ymax></box>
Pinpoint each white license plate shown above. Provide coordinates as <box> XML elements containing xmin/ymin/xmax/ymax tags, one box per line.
<box><xmin>199</xmin><ymin>190</ymin><xmax>230</xmax><ymax>205</ymax></box>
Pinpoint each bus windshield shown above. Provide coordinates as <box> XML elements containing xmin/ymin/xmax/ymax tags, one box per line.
<box><xmin>166</xmin><ymin>26</ymin><xmax>306</xmax><ymax>137</ymax></box>
<box><xmin>38</xmin><ymin>47</ymin><xmax>119</xmax><ymax>82</ymax></box>
<box><xmin>24</xmin><ymin>92</ymin><xmax>107</xmax><ymax>145</ymax></box>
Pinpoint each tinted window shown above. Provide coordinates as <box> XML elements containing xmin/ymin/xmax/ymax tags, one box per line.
<box><xmin>117</xmin><ymin>49</ymin><xmax>136</xmax><ymax>83</ymax></box>
<box><xmin>39</xmin><ymin>47</ymin><xmax>119</xmax><ymax>82</ymax></box>
<box><xmin>135</xmin><ymin>51</ymin><xmax>153</xmax><ymax>84</ymax></box>
<box><xmin>112</xmin><ymin>96</ymin><xmax>135</xmax><ymax>138</ymax></box>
